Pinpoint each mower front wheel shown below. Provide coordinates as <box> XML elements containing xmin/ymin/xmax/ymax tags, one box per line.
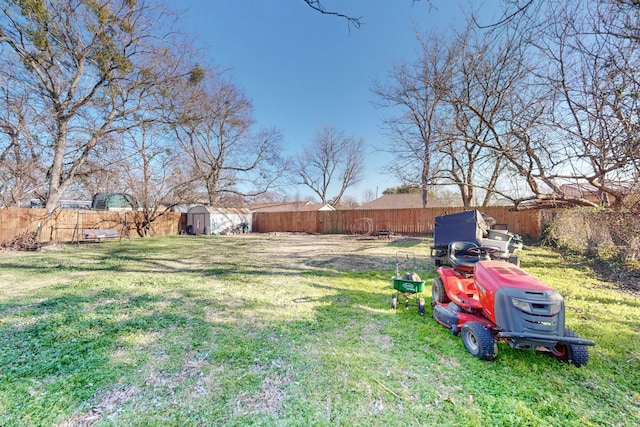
<box><xmin>551</xmin><ymin>329</ymin><xmax>590</xmax><ymax>367</ymax></box>
<box><xmin>461</xmin><ymin>322</ymin><xmax>498</xmax><ymax>361</ymax></box>
<box><xmin>432</xmin><ymin>277</ymin><xmax>450</xmax><ymax>306</ymax></box>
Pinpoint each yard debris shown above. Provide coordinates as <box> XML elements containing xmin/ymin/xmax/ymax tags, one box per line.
<box><xmin>401</xmin><ymin>272</ymin><xmax>421</xmax><ymax>282</ymax></box>
<box><xmin>372</xmin><ymin>377</ymin><xmax>409</xmax><ymax>401</ymax></box>
<box><xmin>1</xmin><ymin>231</ymin><xmax>42</xmax><ymax>251</ymax></box>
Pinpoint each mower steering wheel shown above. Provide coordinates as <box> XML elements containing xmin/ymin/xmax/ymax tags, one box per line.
<box><xmin>466</xmin><ymin>246</ymin><xmax>498</xmax><ymax>256</ymax></box>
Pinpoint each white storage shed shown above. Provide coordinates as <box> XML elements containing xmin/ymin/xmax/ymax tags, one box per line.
<box><xmin>186</xmin><ymin>206</ymin><xmax>252</xmax><ymax>235</ymax></box>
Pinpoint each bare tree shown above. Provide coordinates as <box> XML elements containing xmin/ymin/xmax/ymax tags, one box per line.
<box><xmin>373</xmin><ymin>11</ymin><xmax>546</xmax><ymax>209</ymax></box>
<box><xmin>505</xmin><ymin>0</ymin><xmax>640</xmax><ymax>209</ymax></box>
<box><xmin>435</xmin><ymin>19</ymin><xmax>539</xmax><ymax>208</ymax></box>
<box><xmin>361</xmin><ymin>188</ymin><xmax>377</xmax><ymax>203</ymax></box>
<box><xmin>169</xmin><ymin>69</ymin><xmax>287</xmax><ymax>205</ymax></box>
<box><xmin>293</xmin><ymin>126</ymin><xmax>365</xmax><ymax>206</ymax></box>
<box><xmin>372</xmin><ymin>31</ymin><xmax>455</xmax><ymax>208</ymax></box>
<box><xmin>337</xmin><ymin>195</ymin><xmax>360</xmax><ymax>209</ymax></box>
<box><xmin>373</xmin><ymin>13</ymin><xmax>540</xmax><ymax>209</ymax></box>
<box><xmin>119</xmin><ymin>123</ymin><xmax>188</xmax><ymax>237</ymax></box>
<box><xmin>0</xmin><ymin>0</ymin><xmax>192</xmax><ymax>214</ymax></box>
<box><xmin>0</xmin><ymin>77</ymin><xmax>44</xmax><ymax>207</ymax></box>
<box><xmin>371</xmin><ymin>0</ymin><xmax>640</xmax><ymax>210</ymax></box>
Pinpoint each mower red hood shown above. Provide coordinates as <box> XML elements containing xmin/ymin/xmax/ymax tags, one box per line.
<box><xmin>475</xmin><ymin>261</ymin><xmax>554</xmax><ymax>292</ymax></box>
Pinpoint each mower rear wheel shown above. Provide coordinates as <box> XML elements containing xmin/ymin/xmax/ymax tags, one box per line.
<box><xmin>432</xmin><ymin>277</ymin><xmax>450</xmax><ymax>306</ymax></box>
<box><xmin>461</xmin><ymin>322</ymin><xmax>498</xmax><ymax>361</ymax></box>
<box><xmin>551</xmin><ymin>329</ymin><xmax>590</xmax><ymax>367</ymax></box>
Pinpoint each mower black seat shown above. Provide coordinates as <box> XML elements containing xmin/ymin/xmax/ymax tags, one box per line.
<box><xmin>448</xmin><ymin>241</ymin><xmax>490</xmax><ymax>270</ymax></box>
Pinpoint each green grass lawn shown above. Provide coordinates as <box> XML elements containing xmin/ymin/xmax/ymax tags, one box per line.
<box><xmin>0</xmin><ymin>234</ymin><xmax>638</xmax><ymax>426</ymax></box>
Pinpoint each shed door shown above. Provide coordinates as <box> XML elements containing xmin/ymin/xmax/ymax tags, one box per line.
<box><xmin>193</xmin><ymin>213</ymin><xmax>206</xmax><ymax>235</ymax></box>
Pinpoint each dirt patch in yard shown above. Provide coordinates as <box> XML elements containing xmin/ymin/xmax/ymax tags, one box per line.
<box><xmin>232</xmin><ymin>233</ymin><xmax>640</xmax><ymax>298</ymax></box>
<box><xmin>236</xmin><ymin>233</ymin><xmax>429</xmax><ymax>274</ymax></box>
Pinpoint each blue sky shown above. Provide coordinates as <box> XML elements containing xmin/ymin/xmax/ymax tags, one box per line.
<box><xmin>166</xmin><ymin>1</ymin><xmax>498</xmax><ymax>202</ymax></box>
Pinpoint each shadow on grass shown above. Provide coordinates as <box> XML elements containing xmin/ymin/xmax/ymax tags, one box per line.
<box><xmin>388</xmin><ymin>237</ymin><xmax>424</xmax><ymax>248</ymax></box>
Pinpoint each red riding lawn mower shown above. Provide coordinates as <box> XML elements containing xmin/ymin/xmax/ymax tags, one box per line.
<box><xmin>430</xmin><ymin>211</ymin><xmax>595</xmax><ymax>367</ymax></box>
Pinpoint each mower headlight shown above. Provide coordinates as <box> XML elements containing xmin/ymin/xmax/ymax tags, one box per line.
<box><xmin>511</xmin><ymin>298</ymin><xmax>532</xmax><ymax>313</ymax></box>
<box><xmin>548</xmin><ymin>302</ymin><xmax>561</xmax><ymax>315</ymax></box>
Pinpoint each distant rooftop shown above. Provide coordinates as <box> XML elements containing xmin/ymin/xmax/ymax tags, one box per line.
<box><xmin>248</xmin><ymin>201</ymin><xmax>336</xmax><ymax>212</ymax></box>
<box><xmin>356</xmin><ymin>193</ymin><xmax>454</xmax><ymax>209</ymax></box>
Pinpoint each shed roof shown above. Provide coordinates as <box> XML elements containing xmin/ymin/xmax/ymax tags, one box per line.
<box><xmin>187</xmin><ymin>206</ymin><xmax>251</xmax><ymax>215</ymax></box>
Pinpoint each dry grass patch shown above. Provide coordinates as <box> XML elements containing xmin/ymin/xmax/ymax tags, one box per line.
<box><xmin>234</xmin><ymin>373</ymin><xmax>291</xmax><ymax>417</ymax></box>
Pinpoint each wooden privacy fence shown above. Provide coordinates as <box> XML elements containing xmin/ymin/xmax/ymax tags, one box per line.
<box><xmin>252</xmin><ymin>207</ymin><xmax>544</xmax><ymax>238</ymax></box>
<box><xmin>0</xmin><ymin>208</ymin><xmax>182</xmax><ymax>243</ymax></box>
<box><xmin>1</xmin><ymin>206</ymin><xmax>543</xmax><ymax>244</ymax></box>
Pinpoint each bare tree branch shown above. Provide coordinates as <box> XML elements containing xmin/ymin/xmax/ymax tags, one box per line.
<box><xmin>303</xmin><ymin>0</ymin><xmax>363</xmax><ymax>28</ymax></box>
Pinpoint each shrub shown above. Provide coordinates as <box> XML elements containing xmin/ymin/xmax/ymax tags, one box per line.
<box><xmin>544</xmin><ymin>207</ymin><xmax>640</xmax><ymax>265</ymax></box>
